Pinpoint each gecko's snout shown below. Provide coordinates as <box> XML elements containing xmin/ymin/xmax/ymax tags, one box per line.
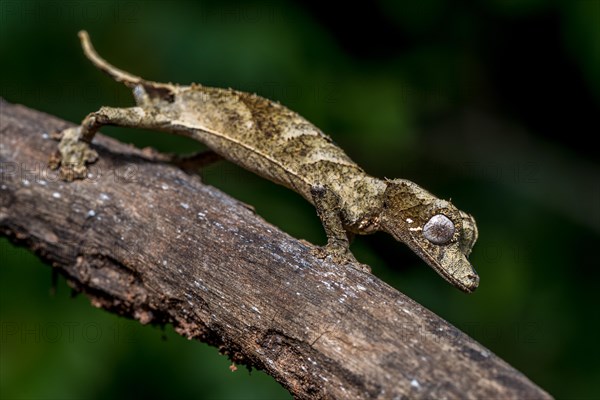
<box><xmin>442</xmin><ymin>252</ymin><xmax>479</xmax><ymax>293</ymax></box>
<box><xmin>462</xmin><ymin>272</ymin><xmax>480</xmax><ymax>293</ymax></box>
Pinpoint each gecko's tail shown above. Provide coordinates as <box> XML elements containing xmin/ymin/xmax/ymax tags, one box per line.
<box><xmin>78</xmin><ymin>30</ymin><xmax>145</xmax><ymax>89</ymax></box>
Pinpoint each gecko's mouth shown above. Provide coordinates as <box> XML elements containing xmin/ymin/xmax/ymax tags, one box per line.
<box><xmin>462</xmin><ymin>274</ymin><xmax>479</xmax><ymax>293</ymax></box>
<box><xmin>414</xmin><ymin>245</ymin><xmax>479</xmax><ymax>293</ymax></box>
<box><xmin>441</xmin><ymin>265</ymin><xmax>479</xmax><ymax>293</ymax></box>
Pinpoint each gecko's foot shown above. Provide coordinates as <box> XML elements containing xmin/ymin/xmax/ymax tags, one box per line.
<box><xmin>312</xmin><ymin>245</ymin><xmax>371</xmax><ymax>273</ymax></box>
<box><xmin>48</xmin><ymin>126</ymin><xmax>98</xmax><ymax>181</ymax></box>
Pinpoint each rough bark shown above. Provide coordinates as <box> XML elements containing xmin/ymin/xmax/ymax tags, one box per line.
<box><xmin>0</xmin><ymin>98</ymin><xmax>552</xmax><ymax>399</ymax></box>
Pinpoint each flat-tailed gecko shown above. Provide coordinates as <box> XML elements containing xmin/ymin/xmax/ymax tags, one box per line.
<box><xmin>50</xmin><ymin>31</ymin><xmax>480</xmax><ymax>292</ymax></box>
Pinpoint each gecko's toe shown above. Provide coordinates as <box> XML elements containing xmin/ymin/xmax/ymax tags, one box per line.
<box><xmin>58</xmin><ymin>164</ymin><xmax>89</xmax><ymax>181</ymax></box>
<box><xmin>311</xmin><ymin>246</ymin><xmax>329</xmax><ymax>260</ymax></box>
<box><xmin>50</xmin><ymin>130</ymin><xmax>63</xmax><ymax>141</ymax></box>
<box><xmin>353</xmin><ymin>262</ymin><xmax>372</xmax><ymax>274</ymax></box>
<box><xmin>333</xmin><ymin>254</ymin><xmax>371</xmax><ymax>273</ymax></box>
<box><xmin>311</xmin><ymin>246</ymin><xmax>371</xmax><ymax>273</ymax></box>
<box><xmin>48</xmin><ymin>150</ymin><xmax>62</xmax><ymax>170</ymax></box>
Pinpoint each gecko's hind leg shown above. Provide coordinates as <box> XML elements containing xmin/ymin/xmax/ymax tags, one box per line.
<box><xmin>49</xmin><ymin>106</ymin><xmax>152</xmax><ymax>180</ymax></box>
<box><xmin>168</xmin><ymin>151</ymin><xmax>223</xmax><ymax>173</ymax></box>
<box><xmin>48</xmin><ymin>125</ymin><xmax>99</xmax><ymax>180</ymax></box>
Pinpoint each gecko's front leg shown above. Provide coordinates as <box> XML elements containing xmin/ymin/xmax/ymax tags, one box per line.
<box><xmin>310</xmin><ymin>185</ymin><xmax>371</xmax><ymax>273</ymax></box>
<box><xmin>49</xmin><ymin>106</ymin><xmax>149</xmax><ymax>180</ymax></box>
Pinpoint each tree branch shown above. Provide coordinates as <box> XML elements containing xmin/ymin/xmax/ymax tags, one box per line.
<box><xmin>0</xmin><ymin>98</ymin><xmax>552</xmax><ymax>399</ymax></box>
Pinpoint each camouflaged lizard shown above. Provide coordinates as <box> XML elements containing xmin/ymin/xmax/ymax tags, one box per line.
<box><xmin>50</xmin><ymin>31</ymin><xmax>480</xmax><ymax>293</ymax></box>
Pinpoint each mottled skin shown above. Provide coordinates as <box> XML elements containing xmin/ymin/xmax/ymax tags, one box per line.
<box><xmin>51</xmin><ymin>31</ymin><xmax>480</xmax><ymax>292</ymax></box>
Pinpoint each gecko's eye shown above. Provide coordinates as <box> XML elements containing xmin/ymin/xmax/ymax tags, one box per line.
<box><xmin>423</xmin><ymin>214</ymin><xmax>455</xmax><ymax>245</ymax></box>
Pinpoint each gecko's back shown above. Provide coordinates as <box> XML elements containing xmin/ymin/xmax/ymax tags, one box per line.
<box><xmin>170</xmin><ymin>86</ymin><xmax>367</xmax><ymax>202</ymax></box>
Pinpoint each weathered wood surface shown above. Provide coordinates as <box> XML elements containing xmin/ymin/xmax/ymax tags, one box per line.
<box><xmin>0</xmin><ymin>98</ymin><xmax>552</xmax><ymax>399</ymax></box>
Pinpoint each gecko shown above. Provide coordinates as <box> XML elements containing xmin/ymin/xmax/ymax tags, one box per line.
<box><xmin>50</xmin><ymin>31</ymin><xmax>480</xmax><ymax>293</ymax></box>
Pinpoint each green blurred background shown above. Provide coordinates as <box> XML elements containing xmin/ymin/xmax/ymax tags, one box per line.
<box><xmin>1</xmin><ymin>0</ymin><xmax>598</xmax><ymax>398</ymax></box>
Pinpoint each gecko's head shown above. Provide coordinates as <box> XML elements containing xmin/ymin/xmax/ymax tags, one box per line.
<box><xmin>379</xmin><ymin>179</ymin><xmax>479</xmax><ymax>293</ymax></box>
